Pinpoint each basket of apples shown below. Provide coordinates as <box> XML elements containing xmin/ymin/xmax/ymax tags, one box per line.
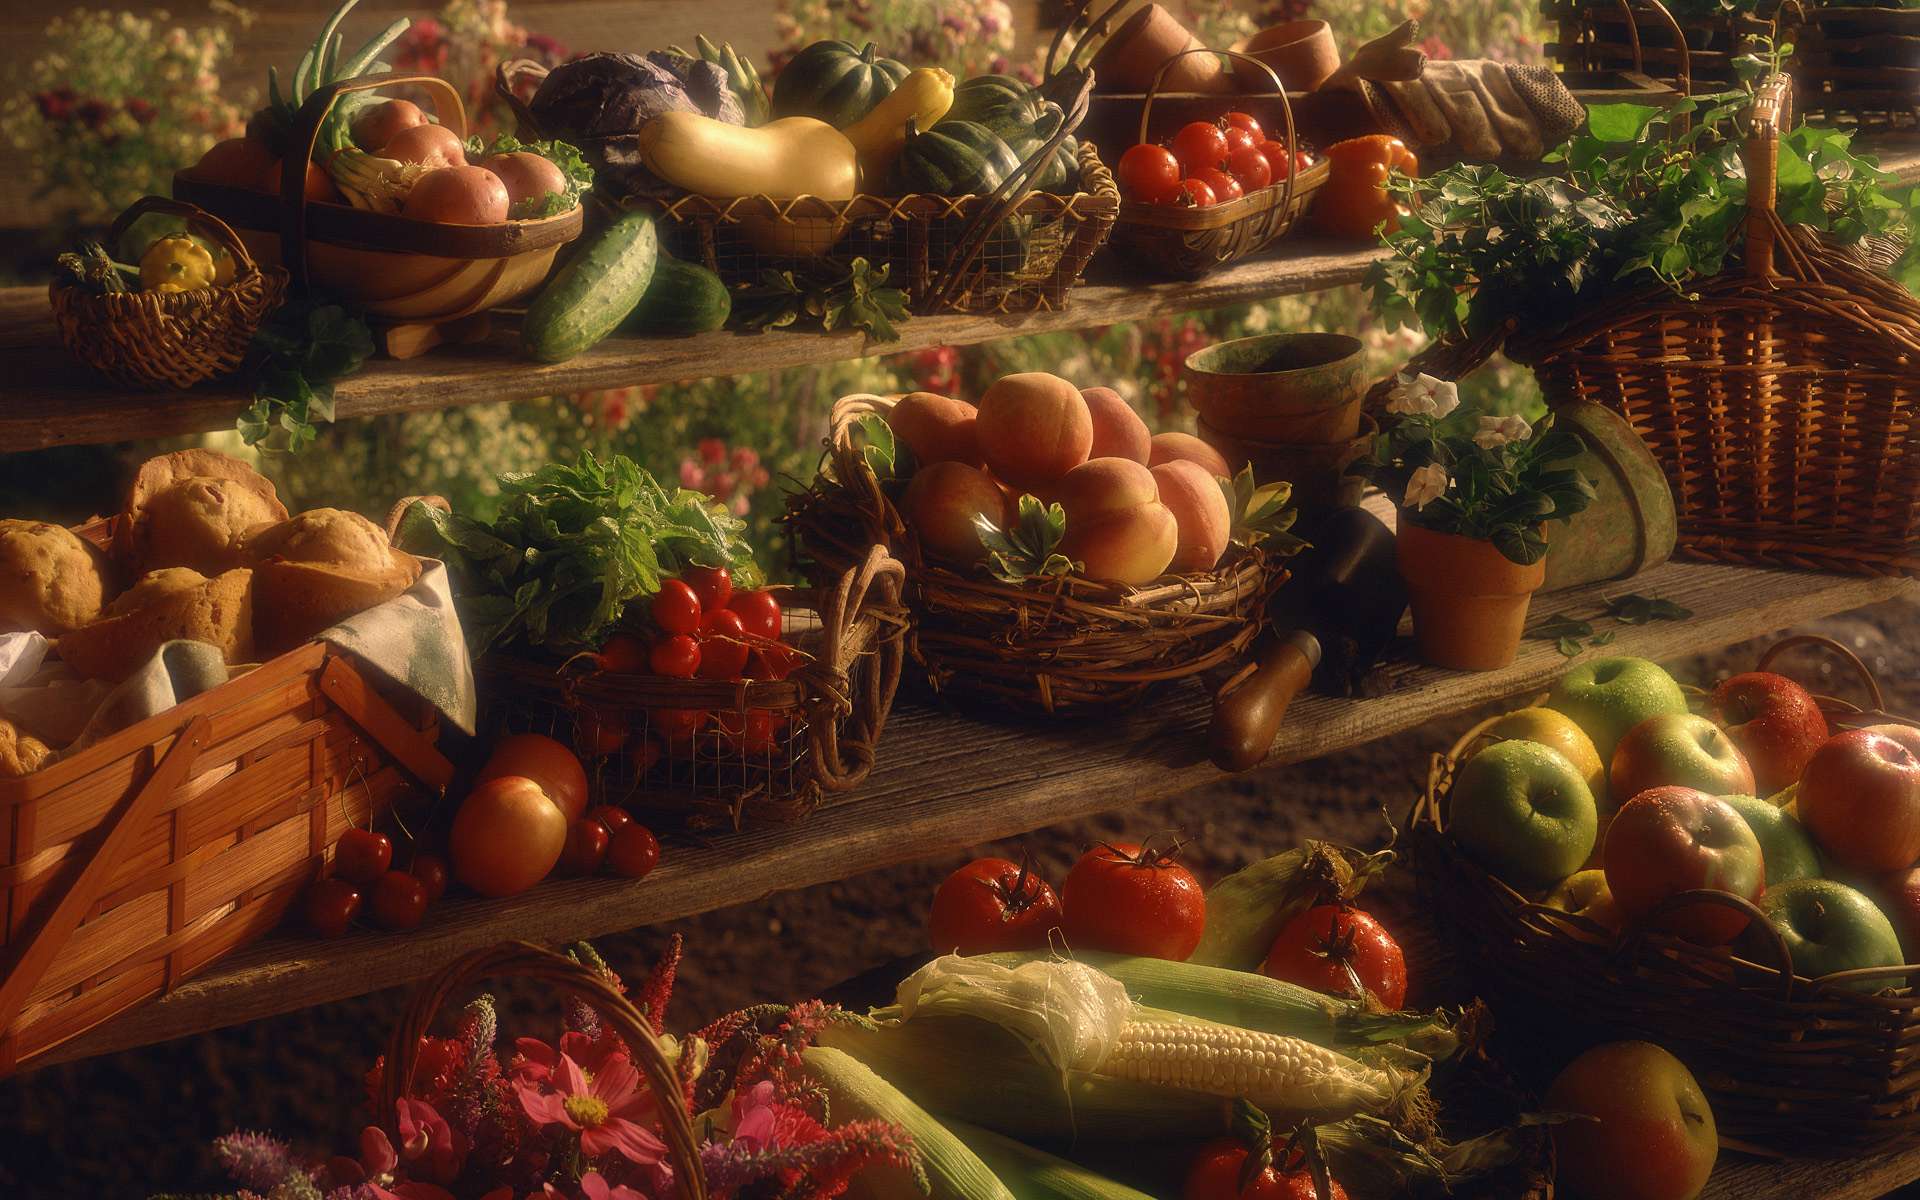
<box><xmin>1107</xmin><ymin>49</ymin><xmax>1329</xmax><ymax>279</ymax></box>
<box><xmin>1410</xmin><ymin>637</ymin><xmax>1920</xmax><ymax>1151</ymax></box>
<box><xmin>788</xmin><ymin>374</ymin><xmax>1302</xmax><ymax>714</ymax></box>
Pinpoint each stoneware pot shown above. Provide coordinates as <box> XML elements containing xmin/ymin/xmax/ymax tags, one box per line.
<box><xmin>1397</xmin><ymin>520</ymin><xmax>1546</xmax><ymax>671</ymax></box>
<box><xmin>1091</xmin><ymin>4</ymin><xmax>1231</xmax><ymax>94</ymax></box>
<box><xmin>1198</xmin><ymin>412</ymin><xmax>1371</xmax><ymax>516</ymax></box>
<box><xmin>1234</xmin><ymin>19</ymin><xmax>1341</xmax><ymax>91</ymax></box>
<box><xmin>1184</xmin><ymin>332</ymin><xmax>1366</xmax><ymax>444</ymax></box>
<box><xmin>1541</xmin><ymin>401</ymin><xmax>1677</xmax><ymax>593</ymax></box>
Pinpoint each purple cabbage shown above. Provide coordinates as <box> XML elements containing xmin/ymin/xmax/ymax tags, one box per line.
<box><xmin>526</xmin><ymin>51</ymin><xmax>743</xmax><ymax>199</ymax></box>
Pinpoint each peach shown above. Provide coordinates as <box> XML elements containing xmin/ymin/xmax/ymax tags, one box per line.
<box><xmin>1082</xmin><ymin>386</ymin><xmax>1151</xmax><ymax>464</ymax></box>
<box><xmin>1053</xmin><ymin>458</ymin><xmax>1159</xmax><ymax>525</ymax></box>
<box><xmin>976</xmin><ymin>372</ymin><xmax>1093</xmax><ymax>492</ymax></box>
<box><xmin>1152</xmin><ymin>460</ymin><xmax>1232</xmax><ymax>572</ymax></box>
<box><xmin>1148</xmin><ymin>431</ymin><xmax>1233</xmax><ymax>478</ymax></box>
<box><xmin>903</xmin><ymin>461</ymin><xmax>1007</xmax><ymax>564</ymax></box>
<box><xmin>1060</xmin><ymin>501</ymin><xmax>1178</xmax><ymax>585</ymax></box>
<box><xmin>886</xmin><ymin>392</ymin><xmax>982</xmax><ymax>468</ymax></box>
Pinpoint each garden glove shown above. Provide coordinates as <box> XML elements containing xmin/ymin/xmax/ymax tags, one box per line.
<box><xmin>1346</xmin><ymin>61</ymin><xmax>1586</xmax><ymax>163</ymax></box>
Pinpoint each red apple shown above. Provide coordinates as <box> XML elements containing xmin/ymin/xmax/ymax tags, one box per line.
<box><xmin>1603</xmin><ymin>786</ymin><xmax>1764</xmax><ymax>945</ymax></box>
<box><xmin>1709</xmin><ymin>671</ymin><xmax>1828</xmax><ymax>796</ymax></box>
<box><xmin>1871</xmin><ymin>866</ymin><xmax>1920</xmax><ymax>962</ymax></box>
<box><xmin>1611</xmin><ymin>713</ymin><xmax>1755</xmax><ymax>805</ymax></box>
<box><xmin>1546</xmin><ymin>1040</ymin><xmax>1718</xmax><ymax>1200</ymax></box>
<box><xmin>1798</xmin><ymin>727</ymin><xmax>1920</xmax><ymax>873</ymax></box>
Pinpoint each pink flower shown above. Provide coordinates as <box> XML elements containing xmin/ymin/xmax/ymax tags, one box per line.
<box><xmin>699</xmin><ymin>438</ymin><xmax>728</xmax><ymax>466</ymax></box>
<box><xmin>679</xmin><ymin>460</ymin><xmax>704</xmax><ymax>489</ymax></box>
<box><xmin>578</xmin><ymin>1173</ymin><xmax>646</xmax><ymax>1200</ymax></box>
<box><xmin>361</xmin><ymin>1126</ymin><xmax>399</xmax><ymax>1176</ymax></box>
<box><xmin>511</xmin><ymin>1032</ymin><xmax>618</xmax><ymax>1083</ymax></box>
<box><xmin>395</xmin><ymin>1097</ymin><xmax>464</xmax><ymax>1185</ymax></box>
<box><xmin>730</xmin><ymin>1081</ymin><xmax>780</xmax><ymax>1151</ymax></box>
<box><xmin>729</xmin><ymin>446</ymin><xmax>760</xmax><ymax>473</ymax></box>
<box><xmin>515</xmin><ymin>1050</ymin><xmax>667</xmax><ymax>1166</ymax></box>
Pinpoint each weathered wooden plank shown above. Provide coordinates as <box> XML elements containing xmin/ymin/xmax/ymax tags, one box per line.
<box><xmin>22</xmin><ymin>556</ymin><xmax>1907</xmax><ymax>1069</ymax></box>
<box><xmin>1702</xmin><ymin>1145</ymin><xmax>1920</xmax><ymax>1200</ymax></box>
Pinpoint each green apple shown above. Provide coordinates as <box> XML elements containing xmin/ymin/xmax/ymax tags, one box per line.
<box><xmin>1546</xmin><ymin>1041</ymin><xmax>1718</xmax><ymax>1200</ymax></box>
<box><xmin>1548</xmin><ymin>656</ymin><xmax>1689</xmax><ymax>764</ymax></box>
<box><xmin>1759</xmin><ymin>877</ymin><xmax>1903</xmax><ymax>992</ymax></box>
<box><xmin>1450</xmin><ymin>739</ymin><xmax>1598</xmax><ymax>890</ymax></box>
<box><xmin>1721</xmin><ymin>793</ymin><xmax>1821</xmax><ymax>887</ymax></box>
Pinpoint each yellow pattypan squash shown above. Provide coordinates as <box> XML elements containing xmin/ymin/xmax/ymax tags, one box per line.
<box><xmin>139</xmin><ymin>234</ymin><xmax>218</xmax><ymax>293</ymax></box>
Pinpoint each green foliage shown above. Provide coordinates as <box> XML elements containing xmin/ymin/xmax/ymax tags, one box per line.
<box><xmin>733</xmin><ymin>257</ymin><xmax>910</xmax><ymax>341</ymax></box>
<box><xmin>238</xmin><ymin>299</ymin><xmax>375</xmax><ymax>452</ymax></box>
<box><xmin>1532</xmin><ymin>593</ymin><xmax>1694</xmax><ymax>657</ymax></box>
<box><xmin>851</xmin><ymin>412</ymin><xmax>913</xmax><ymax>482</ymax></box>
<box><xmin>975</xmin><ymin>494</ymin><xmax>1078</xmax><ymax>583</ymax></box>
<box><xmin>1220</xmin><ymin>467</ymin><xmax>1309</xmax><ymax>556</ymax></box>
<box><xmin>462</xmin><ymin>133</ymin><xmax>595</xmax><ymax>218</ymax></box>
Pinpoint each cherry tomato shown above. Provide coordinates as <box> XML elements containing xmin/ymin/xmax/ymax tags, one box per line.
<box><xmin>1224</xmin><ymin>111</ymin><xmax>1266</xmax><ymax>141</ymax></box>
<box><xmin>1194</xmin><ymin>167</ymin><xmax>1242</xmax><ymax>203</ymax></box>
<box><xmin>1257</xmin><ymin>140</ymin><xmax>1294</xmax><ymax>181</ymax></box>
<box><xmin>747</xmin><ymin>643</ymin><xmax>804</xmax><ymax>680</ymax></box>
<box><xmin>559</xmin><ymin>816</ymin><xmax>610</xmax><ymax>875</ymax></box>
<box><xmin>649</xmin><ymin>633</ymin><xmax>702</xmax><ymax>679</ymax></box>
<box><xmin>1261</xmin><ymin>903</ymin><xmax>1408</xmax><ymax>1010</ymax></box>
<box><xmin>698</xmin><ymin>608</ymin><xmax>752</xmax><ymax>679</ymax></box>
<box><xmin>334</xmin><ymin>828</ymin><xmax>392</xmax><ymax>885</ymax></box>
<box><xmin>1223</xmin><ymin>124</ymin><xmax>1259</xmax><ymax>157</ymax></box>
<box><xmin>650</xmin><ymin>579</ymin><xmax>703</xmax><ymax>636</ymax></box>
<box><xmin>1117</xmin><ymin>142</ymin><xmax>1183</xmax><ymax>204</ymax></box>
<box><xmin>475</xmin><ymin>733</ymin><xmax>589</xmax><ymax>822</ymax></box>
<box><xmin>608</xmin><ymin>824</ymin><xmax>662</xmax><ymax>879</ymax></box>
<box><xmin>370</xmin><ymin>869</ymin><xmax>430</xmax><ymax>931</ymax></box>
<box><xmin>716</xmin><ymin>708</ymin><xmax>782</xmax><ymax>754</ymax></box>
<box><xmin>588</xmin><ymin>803</ymin><xmax>633</xmax><ymax>836</ymax></box>
<box><xmin>1060</xmin><ymin>841</ymin><xmax>1207</xmax><ymax>960</ymax></box>
<box><xmin>1228</xmin><ymin>144</ymin><xmax>1272</xmax><ymax>192</ymax></box>
<box><xmin>304</xmin><ymin>877</ymin><xmax>362</xmax><ymax>938</ymax></box>
<box><xmin>727</xmin><ymin>590</ymin><xmax>783</xmax><ymax>641</ymax></box>
<box><xmin>681</xmin><ymin>565</ymin><xmax>733</xmax><ymax>612</ymax></box>
<box><xmin>1171</xmin><ymin>121</ymin><xmax>1228</xmax><ymax>174</ymax></box>
<box><xmin>575</xmin><ymin>707</ymin><xmax>628</xmax><ymax>757</ymax></box>
<box><xmin>649</xmin><ymin>707</ymin><xmax>708</xmax><ymax>745</ymax></box>
<box><xmin>410</xmin><ymin>852</ymin><xmax>450</xmax><ymax>903</ymax></box>
<box><xmin>928</xmin><ymin>857</ymin><xmax>1063</xmax><ymax>954</ymax></box>
<box><xmin>597</xmin><ymin>632</ymin><xmax>650</xmax><ymax>673</ymax></box>
<box><xmin>1184</xmin><ymin>1138</ymin><xmax>1348</xmax><ymax>1200</ymax></box>
<box><xmin>1167</xmin><ymin>177</ymin><xmax>1217</xmax><ymax>208</ymax></box>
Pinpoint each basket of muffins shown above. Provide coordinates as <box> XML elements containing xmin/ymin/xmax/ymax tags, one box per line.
<box><xmin>0</xmin><ymin>450</ymin><xmax>458</xmax><ymax>1073</ymax></box>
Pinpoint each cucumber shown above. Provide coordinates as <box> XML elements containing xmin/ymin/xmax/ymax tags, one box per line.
<box><xmin>521</xmin><ymin>210</ymin><xmax>658</xmax><ymax>362</ymax></box>
<box><xmin>623</xmin><ymin>254</ymin><xmax>731</xmax><ymax>335</ymax></box>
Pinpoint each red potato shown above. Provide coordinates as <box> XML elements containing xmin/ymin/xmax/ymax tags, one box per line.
<box><xmin>403</xmin><ymin>165</ymin><xmax>509</xmax><ymax>225</ymax></box>
<box><xmin>350</xmin><ymin>98</ymin><xmax>428</xmax><ymax>152</ymax></box>
<box><xmin>482</xmin><ymin>150</ymin><xmax>567</xmax><ymax>210</ymax></box>
<box><xmin>186</xmin><ymin>137</ymin><xmax>276</xmax><ymax>189</ymax></box>
<box><xmin>383</xmin><ymin>122</ymin><xmax>467</xmax><ymax>169</ymax></box>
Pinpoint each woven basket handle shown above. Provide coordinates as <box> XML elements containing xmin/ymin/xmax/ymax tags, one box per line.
<box><xmin>495</xmin><ymin>58</ymin><xmax>550</xmax><ymax>139</ymax></box>
<box><xmin>1740</xmin><ymin>73</ymin><xmax>1793</xmax><ymax>280</ymax></box>
<box><xmin>1755</xmin><ymin>633</ymin><xmax>1888</xmax><ymax>714</ymax></box>
<box><xmin>1620</xmin><ymin>888</ymin><xmax>1797</xmax><ymax>1002</ymax></box>
<box><xmin>1137</xmin><ymin>48</ymin><xmax>1301</xmax><ymax>223</ymax></box>
<box><xmin>381</xmin><ymin>941</ymin><xmax>706</xmax><ymax>1199</ymax></box>
<box><xmin>107</xmin><ymin>195</ymin><xmax>261</xmax><ymax>280</ymax></box>
<box><xmin>281</xmin><ymin>73</ymin><xmax>468</xmax><ymax>291</ymax></box>
<box><xmin>825</xmin><ymin>393</ymin><xmax>910</xmax><ymax>553</ymax></box>
<box><xmin>1607</xmin><ymin>0</ymin><xmax>1691</xmax><ymax>103</ymax></box>
<box><xmin>801</xmin><ymin>544</ymin><xmax>907</xmax><ymax>789</ymax></box>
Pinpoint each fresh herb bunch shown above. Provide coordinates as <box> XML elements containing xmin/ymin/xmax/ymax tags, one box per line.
<box><xmin>733</xmin><ymin>256</ymin><xmax>910</xmax><ymax>341</ymax></box>
<box><xmin>395</xmin><ymin>451</ymin><xmax>762</xmax><ymax>656</ymax></box>
<box><xmin>463</xmin><ymin>133</ymin><xmax>595</xmax><ymax>218</ymax></box>
<box><xmin>1354</xmin><ymin>373</ymin><xmax>1595</xmax><ymax>565</ymax></box>
<box><xmin>237</xmin><ymin>298</ymin><xmax>375</xmax><ymax>452</ymax></box>
<box><xmin>1367</xmin><ymin>92</ymin><xmax>1920</xmax><ymax>343</ymax></box>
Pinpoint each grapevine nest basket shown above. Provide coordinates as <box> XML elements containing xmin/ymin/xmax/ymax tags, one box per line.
<box><xmin>475</xmin><ymin>544</ymin><xmax>907</xmax><ymax>832</ymax></box>
<box><xmin>1410</xmin><ymin>634</ymin><xmax>1920</xmax><ymax>1152</ymax></box>
<box><xmin>1375</xmin><ymin>74</ymin><xmax>1920</xmax><ymax>577</ymax></box>
<box><xmin>49</xmin><ymin>196</ymin><xmax>288</xmax><ymax>389</ymax></box>
<box><xmin>786</xmin><ymin>394</ymin><xmax>1288</xmax><ymax>715</ymax></box>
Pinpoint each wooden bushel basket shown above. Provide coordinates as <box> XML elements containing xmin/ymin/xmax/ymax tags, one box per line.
<box><xmin>1795</xmin><ymin>6</ymin><xmax>1920</xmax><ymax>131</ymax></box>
<box><xmin>1410</xmin><ymin>635</ymin><xmax>1920</xmax><ymax>1152</ymax></box>
<box><xmin>173</xmin><ymin>74</ymin><xmax>582</xmax><ymax>358</ymax></box>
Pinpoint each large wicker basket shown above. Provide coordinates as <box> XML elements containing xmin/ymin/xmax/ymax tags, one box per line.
<box><xmin>1795</xmin><ymin>6</ymin><xmax>1920</xmax><ymax>130</ymax></box>
<box><xmin>1543</xmin><ymin>0</ymin><xmax>1762</xmax><ymax>90</ymax></box>
<box><xmin>787</xmin><ymin>394</ymin><xmax>1289</xmax><ymax>714</ymax></box>
<box><xmin>1410</xmin><ymin>634</ymin><xmax>1920</xmax><ymax>1152</ymax></box>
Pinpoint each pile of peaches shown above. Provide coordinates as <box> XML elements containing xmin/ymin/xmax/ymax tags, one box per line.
<box><xmin>886</xmin><ymin>370</ymin><xmax>1236</xmax><ymax>585</ymax></box>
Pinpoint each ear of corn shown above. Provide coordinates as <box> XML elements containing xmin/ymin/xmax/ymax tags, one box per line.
<box><xmin>1191</xmin><ymin>842</ymin><xmax>1388</xmax><ymax>971</ymax></box>
<box><xmin>802</xmin><ymin>1044</ymin><xmax>1016</xmax><ymax>1200</ymax></box>
<box><xmin>941</xmin><ymin>1118</ymin><xmax>1158</xmax><ymax>1200</ymax></box>
<box><xmin>1103</xmin><ymin>1016</ymin><xmax>1398</xmax><ymax>1118</ymax></box>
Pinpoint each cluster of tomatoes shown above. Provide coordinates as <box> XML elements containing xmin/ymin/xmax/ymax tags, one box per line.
<box><xmin>1116</xmin><ymin>112</ymin><xmax>1315</xmax><ymax>209</ymax></box>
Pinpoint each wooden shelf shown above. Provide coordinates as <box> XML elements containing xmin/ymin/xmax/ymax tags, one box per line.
<box><xmin>26</xmin><ymin>556</ymin><xmax>1907</xmax><ymax>1069</ymax></box>
<box><xmin>1705</xmin><ymin>1145</ymin><xmax>1920</xmax><ymax>1200</ymax></box>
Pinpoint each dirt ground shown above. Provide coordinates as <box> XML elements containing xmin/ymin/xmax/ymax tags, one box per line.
<box><xmin>4</xmin><ymin>593</ymin><xmax>1919</xmax><ymax>1197</ymax></box>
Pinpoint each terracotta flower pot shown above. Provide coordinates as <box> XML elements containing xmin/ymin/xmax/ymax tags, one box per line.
<box><xmin>1396</xmin><ymin>520</ymin><xmax>1546</xmax><ymax>671</ymax></box>
<box><xmin>1233</xmin><ymin>19</ymin><xmax>1342</xmax><ymax>92</ymax></box>
<box><xmin>1183</xmin><ymin>332</ymin><xmax>1366</xmax><ymax>445</ymax></box>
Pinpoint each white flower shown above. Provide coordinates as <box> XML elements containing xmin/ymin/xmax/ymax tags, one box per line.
<box><xmin>1404</xmin><ymin>462</ymin><xmax>1450</xmax><ymax>511</ymax></box>
<box><xmin>1472</xmin><ymin>413</ymin><xmax>1533</xmax><ymax>449</ymax></box>
<box><xmin>1384</xmin><ymin>373</ymin><xmax>1460</xmax><ymax>420</ymax></box>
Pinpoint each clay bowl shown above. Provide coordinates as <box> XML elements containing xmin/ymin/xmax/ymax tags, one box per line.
<box><xmin>1197</xmin><ymin>412</ymin><xmax>1373</xmax><ymax>516</ymax></box>
<box><xmin>1091</xmin><ymin>3</ymin><xmax>1232</xmax><ymax>94</ymax></box>
<box><xmin>1233</xmin><ymin>20</ymin><xmax>1341</xmax><ymax>92</ymax></box>
<box><xmin>1184</xmin><ymin>332</ymin><xmax>1367</xmax><ymax>445</ymax></box>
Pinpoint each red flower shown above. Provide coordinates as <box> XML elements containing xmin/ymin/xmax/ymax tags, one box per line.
<box><xmin>34</xmin><ymin>88</ymin><xmax>74</xmax><ymax>122</ymax></box>
<box><xmin>395</xmin><ymin>1097</ymin><xmax>464</xmax><ymax>1185</ymax></box>
<box><xmin>126</xmin><ymin>97</ymin><xmax>155</xmax><ymax>124</ymax></box>
<box><xmin>515</xmin><ymin>1050</ymin><xmax>667</xmax><ymax>1166</ymax></box>
<box><xmin>698</xmin><ymin>437</ymin><xmax>727</xmax><ymax>466</ymax></box>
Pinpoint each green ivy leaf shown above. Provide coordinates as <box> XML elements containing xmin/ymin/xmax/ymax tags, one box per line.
<box><xmin>852</xmin><ymin>413</ymin><xmax>904</xmax><ymax>481</ymax></box>
<box><xmin>976</xmin><ymin>494</ymin><xmax>1079</xmax><ymax>583</ymax></box>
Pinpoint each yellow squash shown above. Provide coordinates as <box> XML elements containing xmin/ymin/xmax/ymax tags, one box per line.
<box><xmin>638</xmin><ymin>112</ymin><xmax>858</xmax><ymax>199</ymax></box>
<box><xmin>139</xmin><ymin>235</ymin><xmax>217</xmax><ymax>293</ymax></box>
<box><xmin>843</xmin><ymin>66</ymin><xmax>955</xmax><ymax>183</ymax></box>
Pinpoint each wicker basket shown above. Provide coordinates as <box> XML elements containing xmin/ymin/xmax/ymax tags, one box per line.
<box><xmin>476</xmin><ymin>546</ymin><xmax>906</xmax><ymax>832</ymax></box>
<box><xmin>787</xmin><ymin>394</ymin><xmax>1289</xmax><ymax>714</ymax></box>
<box><xmin>1410</xmin><ymin>634</ymin><xmax>1920</xmax><ymax>1152</ymax></box>
<box><xmin>49</xmin><ymin>196</ymin><xmax>288</xmax><ymax>389</ymax></box>
<box><xmin>1543</xmin><ymin>0</ymin><xmax>1764</xmax><ymax>90</ymax></box>
<box><xmin>1795</xmin><ymin>6</ymin><xmax>1920</xmax><ymax>130</ymax></box>
<box><xmin>501</xmin><ymin>61</ymin><xmax>1119</xmax><ymax>316</ymax></box>
<box><xmin>1108</xmin><ymin>49</ymin><xmax>1332</xmax><ymax>280</ymax></box>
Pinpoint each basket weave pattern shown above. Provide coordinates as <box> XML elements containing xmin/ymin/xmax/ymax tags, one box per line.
<box><xmin>1795</xmin><ymin>6</ymin><xmax>1920</xmax><ymax>130</ymax></box>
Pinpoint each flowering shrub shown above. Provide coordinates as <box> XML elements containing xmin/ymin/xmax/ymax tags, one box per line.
<box><xmin>394</xmin><ymin>0</ymin><xmax>569</xmax><ymax>137</ymax></box>
<box><xmin>775</xmin><ymin>0</ymin><xmax>1019</xmax><ymax>78</ymax></box>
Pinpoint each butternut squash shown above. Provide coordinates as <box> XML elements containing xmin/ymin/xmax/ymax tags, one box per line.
<box><xmin>637</xmin><ymin>112</ymin><xmax>858</xmax><ymax>200</ymax></box>
<box><xmin>842</xmin><ymin>66</ymin><xmax>955</xmax><ymax>184</ymax></box>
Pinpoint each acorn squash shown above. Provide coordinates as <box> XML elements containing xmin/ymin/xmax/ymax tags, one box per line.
<box><xmin>890</xmin><ymin>119</ymin><xmax>1022</xmax><ymax>197</ymax></box>
<box><xmin>771</xmin><ymin>40</ymin><xmax>910</xmax><ymax>129</ymax></box>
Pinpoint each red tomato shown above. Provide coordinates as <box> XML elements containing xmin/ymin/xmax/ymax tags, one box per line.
<box><xmin>475</xmin><ymin>733</ymin><xmax>589</xmax><ymax>822</ymax></box>
<box><xmin>608</xmin><ymin>824</ymin><xmax>662</xmax><ymax>878</ymax></box>
<box><xmin>1194</xmin><ymin>167</ymin><xmax>1243</xmax><ymax>203</ymax></box>
<box><xmin>681</xmin><ymin>565</ymin><xmax>733</xmax><ymax>612</ymax></box>
<box><xmin>575</xmin><ymin>707</ymin><xmax>628</xmax><ymax>757</ymax></box>
<box><xmin>1167</xmin><ymin>177</ymin><xmax>1217</xmax><ymax>208</ymax></box>
<box><xmin>597</xmin><ymin>632</ymin><xmax>650</xmax><ymax>673</ymax></box>
<box><xmin>1227</xmin><ymin>144</ymin><xmax>1273</xmax><ymax>192</ymax></box>
<box><xmin>450</xmin><ymin>775</ymin><xmax>568</xmax><ymax>898</ymax></box>
<box><xmin>1225</xmin><ymin>112</ymin><xmax>1266</xmax><ymax>141</ymax></box>
<box><xmin>728</xmin><ymin>590</ymin><xmax>783</xmax><ymax>641</ymax></box>
<box><xmin>1184</xmin><ymin>1139</ymin><xmax>1348</xmax><ymax>1200</ymax></box>
<box><xmin>369</xmin><ymin>870</ymin><xmax>430</xmax><ymax>931</ymax></box>
<box><xmin>650</xmin><ymin>633</ymin><xmax>702</xmax><ymax>679</ymax></box>
<box><xmin>410</xmin><ymin>852</ymin><xmax>450</xmax><ymax>903</ymax></box>
<box><xmin>1172</xmin><ymin>121</ymin><xmax>1229</xmax><ymax>174</ymax></box>
<box><xmin>698</xmin><ymin>608</ymin><xmax>752</xmax><ymax>679</ymax></box>
<box><xmin>650</xmin><ymin>707</ymin><xmax>708</xmax><ymax>745</ymax></box>
<box><xmin>1223</xmin><ymin>124</ymin><xmax>1259</xmax><ymax>157</ymax></box>
<box><xmin>650</xmin><ymin>579</ymin><xmax>703</xmax><ymax>636</ymax></box>
<box><xmin>1261</xmin><ymin>904</ymin><xmax>1408</xmax><ymax>1009</ymax></box>
<box><xmin>588</xmin><ymin>804</ymin><xmax>633</xmax><ymax>836</ymax></box>
<box><xmin>559</xmin><ymin>816</ymin><xmax>610</xmax><ymax>875</ymax></box>
<box><xmin>747</xmin><ymin>643</ymin><xmax>804</xmax><ymax>680</ymax></box>
<box><xmin>304</xmin><ymin>877</ymin><xmax>362</xmax><ymax>938</ymax></box>
<box><xmin>1061</xmin><ymin>842</ymin><xmax>1207</xmax><ymax>960</ymax></box>
<box><xmin>717</xmin><ymin>708</ymin><xmax>782</xmax><ymax>754</ymax></box>
<box><xmin>1118</xmin><ymin>143</ymin><xmax>1184</xmax><ymax>204</ymax></box>
<box><xmin>928</xmin><ymin>857</ymin><xmax>1063</xmax><ymax>954</ymax></box>
<box><xmin>334</xmin><ymin>828</ymin><xmax>392</xmax><ymax>885</ymax></box>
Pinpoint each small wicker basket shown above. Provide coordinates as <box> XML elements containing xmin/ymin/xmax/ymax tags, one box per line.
<box><xmin>1411</xmin><ymin>634</ymin><xmax>1920</xmax><ymax>1152</ymax></box>
<box><xmin>1107</xmin><ymin>49</ymin><xmax>1332</xmax><ymax>280</ymax></box>
<box><xmin>1795</xmin><ymin>6</ymin><xmax>1920</xmax><ymax>131</ymax></box>
<box><xmin>787</xmin><ymin>393</ymin><xmax>1289</xmax><ymax>714</ymax></box>
<box><xmin>49</xmin><ymin>196</ymin><xmax>288</xmax><ymax>389</ymax></box>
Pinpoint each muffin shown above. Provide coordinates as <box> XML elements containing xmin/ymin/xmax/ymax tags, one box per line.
<box><xmin>56</xmin><ymin>566</ymin><xmax>254</xmax><ymax>682</ymax></box>
<box><xmin>0</xmin><ymin>519</ymin><xmax>112</xmax><ymax>635</ymax></box>
<box><xmin>122</xmin><ymin>450</ymin><xmax>288</xmax><ymax>576</ymax></box>
<box><xmin>247</xmin><ymin>508</ymin><xmax>421</xmax><ymax>656</ymax></box>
